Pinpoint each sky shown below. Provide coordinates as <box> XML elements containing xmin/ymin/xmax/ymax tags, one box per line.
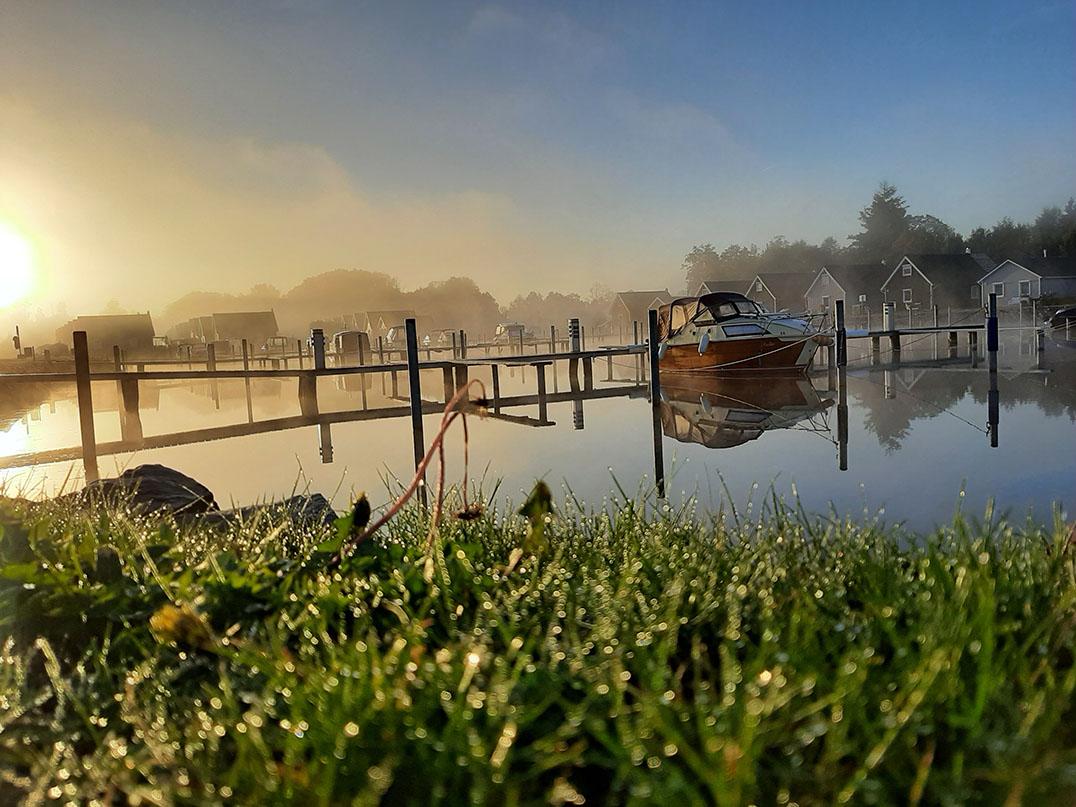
<box><xmin>0</xmin><ymin>0</ymin><xmax>1073</xmax><ymax>315</ymax></box>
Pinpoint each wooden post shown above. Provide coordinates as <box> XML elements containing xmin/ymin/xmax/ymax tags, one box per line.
<box><xmin>491</xmin><ymin>364</ymin><xmax>501</xmax><ymax>413</ymax></box>
<box><xmin>112</xmin><ymin>345</ymin><xmax>122</xmax><ymax>372</ymax></box>
<box><xmin>948</xmin><ymin>331</ymin><xmax>958</xmax><ymax>358</ymax></box>
<box><xmin>550</xmin><ymin>325</ymin><xmax>556</xmax><ymax>353</ymax></box>
<box><xmin>206</xmin><ymin>342</ymin><xmax>217</xmax><ymax>372</ymax></box>
<box><xmin>377</xmin><ymin>336</ymin><xmax>385</xmax><ymax>364</ymax></box>
<box><xmin>569</xmin><ymin>318</ymin><xmax>581</xmax><ymax>352</ymax></box>
<box><xmin>187</xmin><ymin>344</ymin><xmax>193</xmax><ymax>369</ymax></box>
<box><xmin>583</xmin><ymin>356</ymin><xmax>594</xmax><ymax>391</ymax></box>
<box><xmin>606</xmin><ymin>353</ymin><xmax>613</xmax><ymax>381</ymax></box>
<box><xmin>988</xmin><ymin>364</ymin><xmax>999</xmax><ymax>448</ymax></box>
<box><xmin>536</xmin><ymin>362</ymin><xmax>549</xmax><ymax>422</ymax></box>
<box><xmin>442</xmin><ymin>366</ymin><xmax>454</xmax><ymax>403</ymax></box>
<box><xmin>319</xmin><ymin>423</ymin><xmax>333</xmax><ymax>463</ymax></box>
<box><xmin>311</xmin><ymin>329</ymin><xmax>326</xmax><ymax>371</ymax></box>
<box><xmin>1036</xmin><ymin>328</ymin><xmax>1045</xmax><ymax>369</ymax></box>
<box><xmin>870</xmin><ymin>336</ymin><xmax>880</xmax><ymax>365</ymax></box>
<box><xmin>459</xmin><ymin>330</ymin><xmax>467</xmax><ymax>359</ymax></box>
<box><xmin>834</xmin><ymin>299</ymin><xmax>846</xmax><ymax>367</ymax></box>
<box><xmin>580</xmin><ymin>324</ymin><xmax>586</xmax><ymax>351</ymax></box>
<box><xmin>73</xmin><ymin>332</ymin><xmax>99</xmax><ymax>483</ymax></box>
<box><xmin>297</xmin><ymin>339</ymin><xmax>304</xmax><ymax>370</ymax></box>
<box><xmin>647</xmin><ymin>310</ymin><xmax>665</xmax><ymax>499</ymax></box>
<box><xmin>298</xmin><ymin>374</ymin><xmax>319</xmax><ymax>418</ymax></box>
<box><xmin>932</xmin><ymin>305</ymin><xmax>939</xmax><ymax>328</ymax></box>
<box><xmin>987</xmin><ymin>293</ymin><xmax>998</xmax><ymax>373</ymax></box>
<box><xmin>454</xmin><ymin>364</ymin><xmax>469</xmax><ymax>391</ymax></box>
<box><xmin>451</xmin><ymin>331</ymin><xmax>458</xmax><ymax>359</ymax></box>
<box><xmin>119</xmin><ymin>377</ymin><xmax>143</xmax><ymax>445</ymax></box>
<box><xmin>242</xmin><ymin>339</ymin><xmax>250</xmax><ymax>371</ymax></box>
<box><xmin>517</xmin><ymin>329</ymin><xmax>524</xmax><ymax>356</ymax></box>
<box><xmin>837</xmin><ymin>365</ymin><xmax>848</xmax><ymax>472</ymax></box>
<box><xmin>404</xmin><ymin>318</ymin><xmax>426</xmax><ymax>506</ymax></box>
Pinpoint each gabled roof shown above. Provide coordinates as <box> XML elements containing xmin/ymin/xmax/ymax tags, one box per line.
<box><xmin>807</xmin><ymin>263</ymin><xmax>890</xmax><ymax>297</ymax></box>
<box><xmin>882</xmin><ymin>254</ymin><xmax>988</xmax><ymax>292</ymax></box>
<box><xmin>999</xmin><ymin>255</ymin><xmax>1076</xmax><ymax>278</ymax></box>
<box><xmin>612</xmin><ymin>290</ymin><xmax>672</xmax><ymax>322</ymax></box>
<box><xmin>697</xmin><ymin>278</ymin><xmax>752</xmax><ymax>297</ymax></box>
<box><xmin>211</xmin><ymin>310</ymin><xmax>278</xmax><ymax>337</ymax></box>
<box><xmin>749</xmin><ymin>272</ymin><xmax>816</xmax><ymax>306</ymax></box>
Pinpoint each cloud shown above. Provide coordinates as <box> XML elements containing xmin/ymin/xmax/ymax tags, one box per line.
<box><xmin>0</xmin><ymin>91</ymin><xmax>669</xmax><ymax>314</ymax></box>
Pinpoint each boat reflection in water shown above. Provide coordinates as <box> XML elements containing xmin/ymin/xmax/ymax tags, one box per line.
<box><xmin>659</xmin><ymin>374</ymin><xmax>834</xmax><ymax>449</ymax></box>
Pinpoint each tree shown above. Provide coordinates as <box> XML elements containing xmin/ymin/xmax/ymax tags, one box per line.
<box><xmin>1033</xmin><ymin>199</ymin><xmax>1076</xmax><ymax>257</ymax></box>
<box><xmin>681</xmin><ymin>244</ymin><xmax>722</xmax><ymax>292</ymax></box>
<box><xmin>966</xmin><ymin>217</ymin><xmax>1033</xmax><ymax>260</ymax></box>
<box><xmin>898</xmin><ymin>214</ymin><xmax>965</xmax><ymax>255</ymax></box>
<box><xmin>849</xmin><ymin>182</ymin><xmax>910</xmax><ymax>261</ymax></box>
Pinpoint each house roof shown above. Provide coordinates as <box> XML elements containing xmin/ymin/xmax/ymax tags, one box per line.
<box><xmin>749</xmin><ymin>272</ymin><xmax>816</xmax><ymax>306</ymax></box>
<box><xmin>697</xmin><ymin>278</ymin><xmax>752</xmax><ymax>296</ymax></box>
<box><xmin>57</xmin><ymin>313</ymin><xmax>155</xmax><ymax>343</ymax></box>
<box><xmin>883</xmin><ymin>254</ymin><xmax>989</xmax><ymax>292</ymax></box>
<box><xmin>1001</xmin><ymin>255</ymin><xmax>1076</xmax><ymax>278</ymax></box>
<box><xmin>809</xmin><ymin>263</ymin><xmax>890</xmax><ymax>297</ymax></box>
<box><xmin>211</xmin><ymin>311</ymin><xmax>278</xmax><ymax>337</ymax></box>
<box><xmin>612</xmin><ymin>290</ymin><xmax>672</xmax><ymax>322</ymax></box>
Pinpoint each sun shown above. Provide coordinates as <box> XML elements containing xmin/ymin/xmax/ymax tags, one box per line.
<box><xmin>0</xmin><ymin>221</ymin><xmax>36</xmax><ymax>308</ymax></box>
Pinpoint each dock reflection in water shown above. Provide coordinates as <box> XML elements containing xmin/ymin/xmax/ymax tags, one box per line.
<box><xmin>0</xmin><ymin>329</ymin><xmax>1073</xmax><ymax>532</ymax></box>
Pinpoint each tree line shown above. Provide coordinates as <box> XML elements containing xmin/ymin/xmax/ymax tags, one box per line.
<box><xmin>683</xmin><ymin>183</ymin><xmax>1076</xmax><ymax>292</ymax></box>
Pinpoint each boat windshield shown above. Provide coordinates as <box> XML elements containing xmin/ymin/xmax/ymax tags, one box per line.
<box><xmin>694</xmin><ymin>298</ymin><xmax>766</xmax><ymax>324</ymax></box>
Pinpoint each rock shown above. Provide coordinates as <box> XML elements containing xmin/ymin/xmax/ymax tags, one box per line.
<box><xmin>56</xmin><ymin>465</ymin><xmax>336</xmax><ymax>529</ymax></box>
<box><xmin>209</xmin><ymin>494</ymin><xmax>337</xmax><ymax>529</ymax></box>
<box><xmin>79</xmin><ymin>464</ymin><xmax>218</xmax><ymax>515</ymax></box>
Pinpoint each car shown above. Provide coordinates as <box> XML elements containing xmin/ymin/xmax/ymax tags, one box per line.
<box><xmin>1048</xmin><ymin>305</ymin><xmax>1076</xmax><ymax>330</ymax></box>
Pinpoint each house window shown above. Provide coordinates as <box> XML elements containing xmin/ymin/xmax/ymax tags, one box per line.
<box><xmin>970</xmin><ymin>285</ymin><xmax>979</xmax><ymax>300</ymax></box>
<box><xmin>858</xmin><ymin>294</ymin><xmax>867</xmax><ymax>303</ymax></box>
<box><xmin>992</xmin><ymin>282</ymin><xmax>1004</xmax><ymax>298</ymax></box>
<box><xmin>902</xmin><ymin>288</ymin><xmax>913</xmax><ymax>303</ymax></box>
<box><xmin>821</xmin><ymin>275</ymin><xmax>830</xmax><ymax>286</ymax></box>
<box><xmin>755</xmin><ymin>281</ymin><xmax>764</xmax><ymax>292</ymax></box>
<box><xmin>1018</xmin><ymin>280</ymin><xmax>1031</xmax><ymax>297</ymax></box>
<box><xmin>821</xmin><ymin>295</ymin><xmax>830</xmax><ymax>310</ymax></box>
<box><xmin>902</xmin><ymin>264</ymin><xmax>912</xmax><ymax>277</ymax></box>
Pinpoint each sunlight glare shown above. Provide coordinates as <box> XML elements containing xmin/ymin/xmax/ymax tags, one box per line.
<box><xmin>0</xmin><ymin>221</ymin><xmax>36</xmax><ymax>308</ymax></box>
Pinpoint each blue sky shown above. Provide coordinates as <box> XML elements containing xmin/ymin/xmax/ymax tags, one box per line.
<box><xmin>0</xmin><ymin>0</ymin><xmax>1072</xmax><ymax>310</ymax></box>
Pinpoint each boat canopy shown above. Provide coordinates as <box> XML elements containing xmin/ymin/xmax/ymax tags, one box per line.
<box><xmin>656</xmin><ymin>292</ymin><xmax>763</xmax><ymax>340</ymax></box>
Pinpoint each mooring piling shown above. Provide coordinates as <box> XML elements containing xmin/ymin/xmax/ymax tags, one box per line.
<box><xmin>647</xmin><ymin>309</ymin><xmax>665</xmax><ymax>499</ymax></box>
<box><xmin>73</xmin><ymin>331</ymin><xmax>99</xmax><ymax>483</ymax></box>
<box><xmin>404</xmin><ymin>318</ymin><xmax>426</xmax><ymax>507</ymax></box>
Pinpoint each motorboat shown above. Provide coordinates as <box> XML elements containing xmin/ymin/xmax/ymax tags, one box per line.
<box><xmin>659</xmin><ymin>374</ymin><xmax>834</xmax><ymax>449</ymax></box>
<box><xmin>656</xmin><ymin>292</ymin><xmax>830</xmax><ymax>374</ymax></box>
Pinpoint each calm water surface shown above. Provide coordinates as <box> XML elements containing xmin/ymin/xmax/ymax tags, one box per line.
<box><xmin>1</xmin><ymin>331</ymin><xmax>1073</xmax><ymax>533</ymax></box>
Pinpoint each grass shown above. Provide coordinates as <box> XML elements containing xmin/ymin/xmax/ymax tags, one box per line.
<box><xmin>1</xmin><ymin>487</ymin><xmax>1075</xmax><ymax>806</ymax></box>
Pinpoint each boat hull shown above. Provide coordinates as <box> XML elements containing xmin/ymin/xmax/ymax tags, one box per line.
<box><xmin>660</xmin><ymin>335</ymin><xmax>820</xmax><ymax>374</ymax></box>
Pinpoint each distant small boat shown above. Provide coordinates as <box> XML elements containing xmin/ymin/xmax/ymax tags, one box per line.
<box><xmin>657</xmin><ymin>292</ymin><xmax>830</xmax><ymax>374</ymax></box>
<box><xmin>659</xmin><ymin>374</ymin><xmax>833</xmax><ymax>449</ymax></box>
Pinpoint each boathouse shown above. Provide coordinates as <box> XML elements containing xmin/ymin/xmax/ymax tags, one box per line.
<box><xmin>56</xmin><ymin>313</ymin><xmax>156</xmax><ymax>358</ymax></box>
<box><xmin>803</xmin><ymin>263</ymin><xmax>889</xmax><ymax>316</ymax></box>
<box><xmin>610</xmin><ymin>290</ymin><xmax>672</xmax><ymax>341</ymax></box>
<box><xmin>211</xmin><ymin>311</ymin><xmax>279</xmax><ymax>345</ymax></box>
<box><xmin>745</xmin><ymin>272</ymin><xmax>815</xmax><ymax>313</ymax></box>
<box><xmin>976</xmin><ymin>256</ymin><xmax>1076</xmax><ymax>306</ymax></box>
<box><xmin>363</xmin><ymin>310</ymin><xmax>417</xmax><ymax>340</ymax></box>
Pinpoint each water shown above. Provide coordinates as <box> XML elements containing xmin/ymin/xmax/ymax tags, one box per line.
<box><xmin>1</xmin><ymin>331</ymin><xmax>1073</xmax><ymax>532</ymax></box>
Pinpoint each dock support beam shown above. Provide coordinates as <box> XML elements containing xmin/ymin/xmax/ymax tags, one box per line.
<box><xmin>834</xmin><ymin>299</ymin><xmax>846</xmax><ymax>367</ymax></box>
<box><xmin>311</xmin><ymin>328</ymin><xmax>326</xmax><ymax>371</ymax></box>
<box><xmin>73</xmin><ymin>331</ymin><xmax>99</xmax><ymax>483</ymax></box>
<box><xmin>987</xmin><ymin>293</ymin><xmax>999</xmax><ymax>373</ymax></box>
<box><xmin>536</xmin><ymin>362</ymin><xmax>549</xmax><ymax>423</ymax></box>
<box><xmin>491</xmin><ymin>364</ymin><xmax>501</xmax><ymax>412</ymax></box>
<box><xmin>119</xmin><ymin>378</ymin><xmax>143</xmax><ymax>445</ymax></box>
<box><xmin>837</xmin><ymin>365</ymin><xmax>848</xmax><ymax>472</ymax></box>
<box><xmin>298</xmin><ymin>374</ymin><xmax>319</xmax><ymax>418</ymax></box>
<box><xmin>404</xmin><ymin>318</ymin><xmax>426</xmax><ymax>507</ymax></box>
<box><xmin>242</xmin><ymin>339</ymin><xmax>254</xmax><ymax>423</ymax></box>
<box><xmin>647</xmin><ymin>309</ymin><xmax>665</xmax><ymax>499</ymax></box>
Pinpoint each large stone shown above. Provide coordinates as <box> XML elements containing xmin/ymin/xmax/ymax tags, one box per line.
<box><xmin>80</xmin><ymin>464</ymin><xmax>218</xmax><ymax>515</ymax></box>
<box><xmin>208</xmin><ymin>493</ymin><xmax>337</xmax><ymax>529</ymax></box>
